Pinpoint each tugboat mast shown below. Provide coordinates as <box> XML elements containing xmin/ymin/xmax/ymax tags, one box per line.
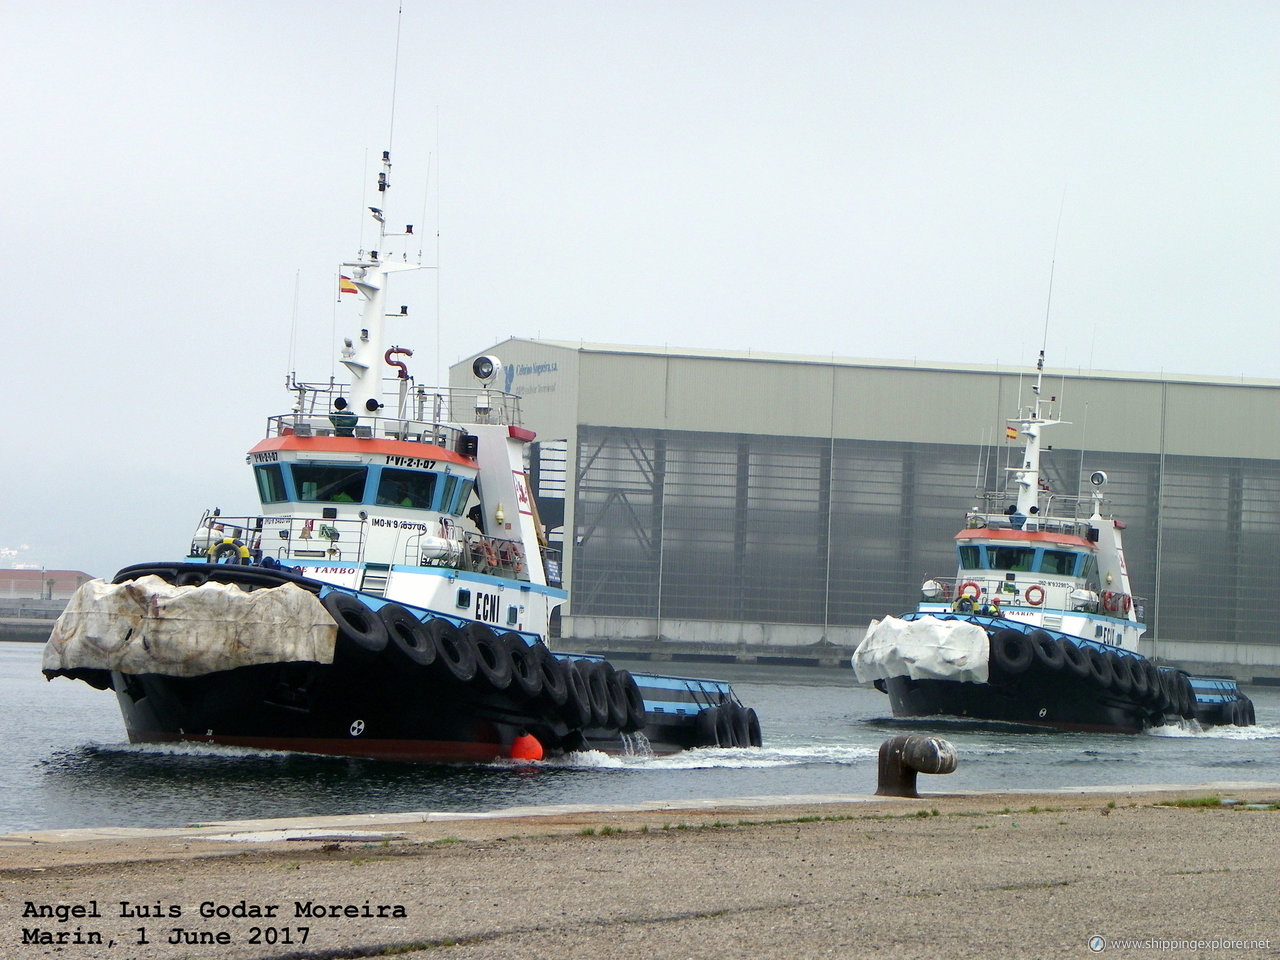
<box><xmin>339</xmin><ymin>149</ymin><xmax>420</xmax><ymax>420</ymax></box>
<box><xmin>1009</xmin><ymin>349</ymin><xmax>1065</xmax><ymax>520</ymax></box>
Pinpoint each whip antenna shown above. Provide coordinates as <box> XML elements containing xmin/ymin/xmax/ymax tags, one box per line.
<box><xmin>1037</xmin><ymin>188</ymin><xmax>1067</xmax><ymax>396</ymax></box>
<box><xmin>387</xmin><ymin>3</ymin><xmax>404</xmax><ymax>152</ymax></box>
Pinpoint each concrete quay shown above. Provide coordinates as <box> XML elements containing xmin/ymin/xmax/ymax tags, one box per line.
<box><xmin>2</xmin><ymin>783</ymin><xmax>1277</xmax><ymax>959</ymax></box>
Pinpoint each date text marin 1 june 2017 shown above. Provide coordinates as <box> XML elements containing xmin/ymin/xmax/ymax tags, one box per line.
<box><xmin>20</xmin><ymin>899</ymin><xmax>408</xmax><ymax>947</ymax></box>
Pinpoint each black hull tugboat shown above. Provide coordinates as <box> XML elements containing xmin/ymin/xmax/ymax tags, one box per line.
<box><xmin>43</xmin><ymin>151</ymin><xmax>761</xmax><ymax>763</ymax></box>
<box><xmin>852</xmin><ymin>353</ymin><xmax>1254</xmax><ymax>734</ymax></box>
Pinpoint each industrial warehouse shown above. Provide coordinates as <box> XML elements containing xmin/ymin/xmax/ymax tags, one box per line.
<box><xmin>452</xmin><ymin>341</ymin><xmax>1279</xmax><ymax>680</ymax></box>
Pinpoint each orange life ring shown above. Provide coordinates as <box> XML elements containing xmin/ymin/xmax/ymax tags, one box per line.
<box><xmin>480</xmin><ymin>541</ymin><xmax>500</xmax><ymax>568</ymax></box>
<box><xmin>1025</xmin><ymin>585</ymin><xmax>1045</xmax><ymax>606</ymax></box>
<box><xmin>1101</xmin><ymin>591</ymin><xmax>1118</xmax><ymax>612</ymax></box>
<box><xmin>958</xmin><ymin>581</ymin><xmax>982</xmax><ymax>600</ymax></box>
<box><xmin>1121</xmin><ymin>594</ymin><xmax>1132</xmax><ymax>613</ymax></box>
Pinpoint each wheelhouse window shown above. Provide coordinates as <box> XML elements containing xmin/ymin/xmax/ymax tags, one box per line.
<box><xmin>440</xmin><ymin>474</ymin><xmax>458</xmax><ymax>513</ymax></box>
<box><xmin>376</xmin><ymin>468</ymin><xmax>437</xmax><ymax>508</ymax></box>
<box><xmin>446</xmin><ymin>478</ymin><xmax>475</xmax><ymax>516</ymax></box>
<box><xmin>958</xmin><ymin>545</ymin><xmax>982</xmax><ymax>570</ymax></box>
<box><xmin>292</xmin><ymin>464</ymin><xmax>368</xmax><ymax>503</ymax></box>
<box><xmin>1040</xmin><ymin>550</ymin><xmax>1080</xmax><ymax>577</ymax></box>
<box><xmin>254</xmin><ymin>464</ymin><xmax>288</xmax><ymax>503</ymax></box>
<box><xmin>1079</xmin><ymin>555</ymin><xmax>1097</xmax><ymax>583</ymax></box>
<box><xmin>989</xmin><ymin>546</ymin><xmax>1035</xmax><ymax>571</ymax></box>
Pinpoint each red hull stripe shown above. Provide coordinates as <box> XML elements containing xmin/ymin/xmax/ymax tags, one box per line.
<box><xmin>248</xmin><ymin>435</ymin><xmax>476</xmax><ymax>469</ymax></box>
<box><xmin>954</xmin><ymin>528</ymin><xmax>1093</xmax><ymax>549</ymax></box>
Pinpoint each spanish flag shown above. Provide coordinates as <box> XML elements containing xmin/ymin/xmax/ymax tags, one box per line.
<box><xmin>339</xmin><ymin>275</ymin><xmax>358</xmax><ymax>296</ymax></box>
<box><xmin>1006</xmin><ymin>426</ymin><xmax>1018</xmax><ymax>441</ymax></box>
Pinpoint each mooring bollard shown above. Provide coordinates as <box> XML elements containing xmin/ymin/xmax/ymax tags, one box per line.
<box><xmin>876</xmin><ymin>735</ymin><xmax>958</xmax><ymax>798</ymax></box>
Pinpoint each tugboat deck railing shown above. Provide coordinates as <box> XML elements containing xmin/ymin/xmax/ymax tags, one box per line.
<box><xmin>969</xmin><ymin>490</ymin><xmax>1107</xmax><ymax>529</ymax></box>
<box><xmin>922</xmin><ymin>575</ymin><xmax>1147</xmax><ymax>612</ymax></box>
<box><xmin>964</xmin><ymin>511</ymin><xmax>1095</xmax><ymax>539</ymax></box>
<box><xmin>265</xmin><ymin>413</ymin><xmax>471</xmax><ymax>447</ymax></box>
<box><xmin>189</xmin><ymin>513</ymin><xmax>561</xmax><ymax>585</ymax></box>
<box><xmin>965</xmin><ymin>488</ymin><xmax>1111</xmax><ymax>539</ymax></box>
<box><xmin>268</xmin><ymin>378</ymin><xmax>524</xmax><ymax>442</ymax></box>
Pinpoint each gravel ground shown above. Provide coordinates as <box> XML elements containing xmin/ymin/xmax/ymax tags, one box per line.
<box><xmin>2</xmin><ymin>784</ymin><xmax>1278</xmax><ymax>960</ymax></box>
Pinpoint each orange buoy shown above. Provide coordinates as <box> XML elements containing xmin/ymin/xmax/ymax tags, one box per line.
<box><xmin>510</xmin><ymin>731</ymin><xmax>543</xmax><ymax>761</ymax></box>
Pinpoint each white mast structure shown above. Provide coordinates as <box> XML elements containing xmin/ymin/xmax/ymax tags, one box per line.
<box><xmin>1009</xmin><ymin>349</ymin><xmax>1065</xmax><ymax>523</ymax></box>
<box><xmin>339</xmin><ymin>150</ymin><xmax>421</xmax><ymax>421</ymax></box>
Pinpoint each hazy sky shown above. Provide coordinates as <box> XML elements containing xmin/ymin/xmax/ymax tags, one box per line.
<box><xmin>3</xmin><ymin>1</ymin><xmax>1277</xmax><ymax>577</ymax></box>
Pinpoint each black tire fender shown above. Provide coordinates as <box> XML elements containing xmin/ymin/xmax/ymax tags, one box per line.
<box><xmin>1029</xmin><ymin>630</ymin><xmax>1066</xmax><ymax>670</ymax></box>
<box><xmin>500</xmin><ymin>632</ymin><xmax>543</xmax><ymax>701</ymax></box>
<box><xmin>430</xmin><ymin>622</ymin><xmax>477</xmax><ymax>684</ymax></box>
<box><xmin>1085</xmin><ymin>647</ymin><xmax>1114</xmax><ymax>690</ymax></box>
<box><xmin>603</xmin><ymin>669</ymin><xmax>629</xmax><ymax>730</ymax></box>
<box><xmin>584</xmin><ymin>662</ymin><xmax>612</xmax><ymax>728</ymax></box>
<box><xmin>464</xmin><ymin>624</ymin><xmax>513</xmax><ymax>692</ymax></box>
<box><xmin>560</xmin><ymin>660</ymin><xmax>593</xmax><ymax>729</ymax></box>
<box><xmin>730</xmin><ymin>704</ymin><xmax>751</xmax><ymax>747</ymax></box>
<box><xmin>537</xmin><ymin>648</ymin><xmax>570</xmax><ymax>708</ymax></box>
<box><xmin>175</xmin><ymin>569</ymin><xmax>210</xmax><ymax>588</ymax></box>
<box><xmin>613</xmin><ymin>669</ymin><xmax>647</xmax><ymax>733</ymax></box>
<box><xmin>380</xmin><ymin>604</ymin><xmax>437</xmax><ymax>668</ymax></box>
<box><xmin>1127</xmin><ymin>657</ymin><xmax>1150</xmax><ymax>700</ymax></box>
<box><xmin>745</xmin><ymin>707</ymin><xmax>763</xmax><ymax>748</ymax></box>
<box><xmin>1177</xmin><ymin>674</ymin><xmax>1196</xmax><ymax>720</ymax></box>
<box><xmin>1061</xmin><ymin>640</ymin><xmax>1092</xmax><ymax>679</ymax></box>
<box><xmin>715</xmin><ymin>704</ymin><xmax>735</xmax><ymax>746</ymax></box>
<box><xmin>1140</xmin><ymin>660</ymin><xmax>1164</xmax><ymax>706</ymax></box>
<box><xmin>695</xmin><ymin>706</ymin><xmax>720</xmax><ymax>747</ymax></box>
<box><xmin>322</xmin><ymin>592</ymin><xmax>389</xmax><ymax>655</ymax></box>
<box><xmin>990</xmin><ymin>629</ymin><xmax>1034</xmax><ymax>676</ymax></box>
<box><xmin>1107</xmin><ymin>653</ymin><xmax>1134</xmax><ymax>696</ymax></box>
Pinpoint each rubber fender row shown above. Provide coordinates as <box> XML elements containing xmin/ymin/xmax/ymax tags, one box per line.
<box><xmin>1197</xmin><ymin>695</ymin><xmax>1256</xmax><ymax>727</ymax></box>
<box><xmin>321</xmin><ymin>593</ymin><xmax>646</xmax><ymax>734</ymax></box>
<box><xmin>559</xmin><ymin>658</ymin><xmax>648</xmax><ymax>734</ymax></box>
<box><xmin>119</xmin><ymin>562</ymin><xmax>322</xmax><ymax>594</ymax></box>
<box><xmin>692</xmin><ymin>703</ymin><xmax>762</xmax><ymax>748</ymax></box>
<box><xmin>1154</xmin><ymin>668</ymin><xmax>1197</xmax><ymax>719</ymax></box>
<box><xmin>988</xmin><ymin>629</ymin><xmax>1200</xmax><ymax>719</ymax></box>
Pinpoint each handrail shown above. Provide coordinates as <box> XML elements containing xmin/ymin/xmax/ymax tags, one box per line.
<box><xmin>963</xmin><ymin>511</ymin><xmax>1094</xmax><ymax>538</ymax></box>
<box><xmin>265</xmin><ymin>413</ymin><xmax>469</xmax><ymax>448</ymax></box>
<box><xmin>921</xmin><ymin>574</ymin><xmax>1146</xmax><ymax>615</ymax></box>
<box><xmin>273</xmin><ymin>377</ymin><xmax>524</xmax><ymax>440</ymax></box>
<box><xmin>190</xmin><ymin>510</ymin><xmax>562</xmax><ymax>589</ymax></box>
<box><xmin>189</xmin><ymin>514</ymin><xmax>369</xmax><ymax>565</ymax></box>
<box><xmin>969</xmin><ymin>490</ymin><xmax>1109</xmax><ymax>523</ymax></box>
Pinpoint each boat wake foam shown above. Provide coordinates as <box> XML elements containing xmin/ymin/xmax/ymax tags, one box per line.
<box><xmin>546</xmin><ymin>743</ymin><xmax>879</xmax><ymax>771</ymax></box>
<box><xmin>1145</xmin><ymin>720</ymin><xmax>1279</xmax><ymax>741</ymax></box>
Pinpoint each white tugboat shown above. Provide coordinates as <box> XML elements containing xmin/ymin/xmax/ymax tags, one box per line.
<box><xmin>43</xmin><ymin>150</ymin><xmax>762</xmax><ymax>761</ymax></box>
<box><xmin>853</xmin><ymin>352</ymin><xmax>1255</xmax><ymax>733</ymax></box>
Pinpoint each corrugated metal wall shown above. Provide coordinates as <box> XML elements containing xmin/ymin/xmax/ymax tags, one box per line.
<box><xmin>456</xmin><ymin>341</ymin><xmax>1280</xmax><ymax>646</ymax></box>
